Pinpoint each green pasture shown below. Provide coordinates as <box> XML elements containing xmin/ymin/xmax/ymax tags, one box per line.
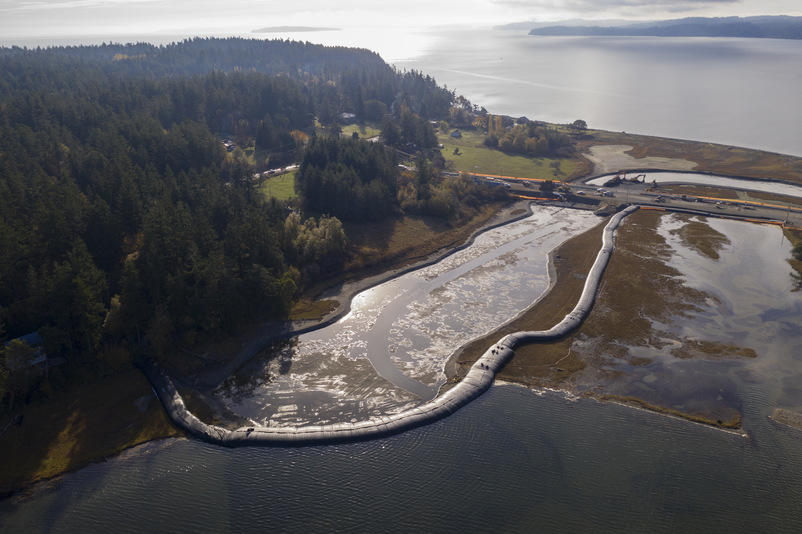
<box><xmin>257</xmin><ymin>172</ymin><xmax>297</xmax><ymax>201</ymax></box>
<box><xmin>341</xmin><ymin>123</ymin><xmax>382</xmax><ymax>139</ymax></box>
<box><xmin>437</xmin><ymin>129</ymin><xmax>575</xmax><ymax>181</ymax></box>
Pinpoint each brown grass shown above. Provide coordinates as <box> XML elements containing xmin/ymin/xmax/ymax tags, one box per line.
<box><xmin>0</xmin><ymin>369</ymin><xmax>180</xmax><ymax>496</ymax></box>
<box><xmin>344</xmin><ymin>204</ymin><xmax>508</xmax><ymax>273</ymax></box>
<box><xmin>447</xmin><ymin>209</ymin><xmax>754</xmax><ymax>429</ymax></box>
<box><xmin>599</xmin><ymin>394</ymin><xmax>742</xmax><ymax>429</ymax></box>
<box><xmin>577</xmin><ymin>130</ymin><xmax>802</xmax><ymax>184</ymax></box>
<box><xmin>659</xmin><ymin>184</ymin><xmax>740</xmax><ymax>200</ymax></box>
<box><xmin>302</xmin><ymin>202</ymin><xmax>512</xmax><ymax>300</ymax></box>
<box><xmin>667</xmin><ymin>217</ymin><xmax>730</xmax><ymax>261</ymax></box>
<box><xmin>671</xmin><ymin>340</ymin><xmax>757</xmax><ymax>360</ymax></box>
<box><xmin>289</xmin><ymin>298</ymin><xmax>338</xmax><ymax>320</ymax></box>
<box><xmin>746</xmin><ymin>191</ymin><xmax>802</xmax><ymax>207</ymax></box>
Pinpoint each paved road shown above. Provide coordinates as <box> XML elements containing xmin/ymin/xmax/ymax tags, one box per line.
<box><xmin>498</xmin><ymin>175</ymin><xmax>802</xmax><ymax>229</ymax></box>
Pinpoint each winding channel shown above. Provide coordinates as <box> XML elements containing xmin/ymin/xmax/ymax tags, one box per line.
<box><xmin>138</xmin><ymin>206</ymin><xmax>639</xmax><ymax>446</ymax></box>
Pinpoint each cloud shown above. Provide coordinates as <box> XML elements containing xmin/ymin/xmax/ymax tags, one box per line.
<box><xmin>2</xmin><ymin>0</ymin><xmax>162</xmax><ymax>13</ymax></box>
<box><xmin>0</xmin><ymin>0</ymin><xmax>797</xmax><ymax>39</ymax></box>
<box><xmin>493</xmin><ymin>0</ymin><xmax>738</xmax><ymax>7</ymax></box>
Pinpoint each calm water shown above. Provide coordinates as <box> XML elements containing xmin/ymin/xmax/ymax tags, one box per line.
<box><xmin>3</xmin><ymin>30</ymin><xmax>802</xmax><ymax>533</ymax></box>
<box><xmin>4</xmin><ymin>209</ymin><xmax>802</xmax><ymax>533</ymax></box>
<box><xmin>215</xmin><ymin>207</ymin><xmax>600</xmax><ymax>426</ymax></box>
<box><xmin>587</xmin><ymin>171</ymin><xmax>802</xmax><ymax>197</ymax></box>
<box><xmin>568</xmin><ymin>215</ymin><xmax>802</xmax><ymax>426</ymax></box>
<box><xmin>401</xmin><ymin>30</ymin><xmax>802</xmax><ymax>157</ymax></box>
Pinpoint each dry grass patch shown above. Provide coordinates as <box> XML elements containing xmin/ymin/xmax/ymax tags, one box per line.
<box><xmin>328</xmin><ymin>203</ymin><xmax>508</xmax><ymax>287</ymax></box>
<box><xmin>448</xmin><ymin>209</ymin><xmax>755</xmax><ymax>429</ymax></box>
<box><xmin>671</xmin><ymin>340</ymin><xmax>757</xmax><ymax>360</ymax></box>
<box><xmin>578</xmin><ymin>130</ymin><xmax>802</xmax><ymax>183</ymax></box>
<box><xmin>600</xmin><ymin>395</ymin><xmax>742</xmax><ymax>429</ymax></box>
<box><xmin>290</xmin><ymin>297</ymin><xmax>338</xmax><ymax>321</ymax></box>
<box><xmin>0</xmin><ymin>370</ymin><xmax>179</xmax><ymax>496</ymax></box>
<box><xmin>746</xmin><ymin>190</ymin><xmax>802</xmax><ymax>207</ymax></box>
<box><xmin>659</xmin><ymin>184</ymin><xmax>740</xmax><ymax>200</ymax></box>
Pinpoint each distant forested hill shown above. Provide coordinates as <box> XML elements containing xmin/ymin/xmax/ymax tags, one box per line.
<box><xmin>528</xmin><ymin>16</ymin><xmax>802</xmax><ymax>40</ymax></box>
<box><xmin>0</xmin><ymin>37</ymin><xmax>454</xmax><ymax>125</ymax></box>
<box><xmin>0</xmin><ymin>37</ymin><xmax>469</xmax><ymax>396</ymax></box>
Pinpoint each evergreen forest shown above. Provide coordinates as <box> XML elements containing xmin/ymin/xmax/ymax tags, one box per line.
<box><xmin>0</xmin><ymin>37</ymin><xmax>507</xmax><ymax>409</ymax></box>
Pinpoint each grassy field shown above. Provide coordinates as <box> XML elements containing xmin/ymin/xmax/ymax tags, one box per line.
<box><xmin>299</xmin><ymin>201</ymin><xmax>516</xmax><ymax>301</ymax></box>
<box><xmin>257</xmin><ymin>172</ymin><xmax>297</xmax><ymax>201</ymax></box>
<box><xmin>7</xmin><ymin>121</ymin><xmax>801</xmax><ymax>496</ymax></box>
<box><xmin>341</xmin><ymin>123</ymin><xmax>382</xmax><ymax>139</ymax></box>
<box><xmin>437</xmin><ymin>129</ymin><xmax>577</xmax><ymax>180</ymax></box>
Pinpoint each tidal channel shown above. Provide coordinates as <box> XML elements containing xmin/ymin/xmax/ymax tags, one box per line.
<box><xmin>214</xmin><ymin>206</ymin><xmax>601</xmax><ymax>426</ymax></box>
<box><xmin>5</xmin><ymin>197</ymin><xmax>802</xmax><ymax>532</ymax></box>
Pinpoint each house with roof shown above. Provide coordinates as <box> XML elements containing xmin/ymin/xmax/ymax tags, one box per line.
<box><xmin>3</xmin><ymin>331</ymin><xmax>47</xmax><ymax>369</ymax></box>
<box><xmin>338</xmin><ymin>112</ymin><xmax>357</xmax><ymax>125</ymax></box>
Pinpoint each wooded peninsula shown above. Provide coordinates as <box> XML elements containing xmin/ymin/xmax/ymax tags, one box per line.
<box><xmin>2</xmin><ymin>37</ymin><xmax>801</xmax><ymax>496</ymax></box>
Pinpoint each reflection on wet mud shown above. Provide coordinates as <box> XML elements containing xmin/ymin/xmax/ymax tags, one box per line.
<box><xmin>215</xmin><ymin>339</ymin><xmax>295</xmax><ymax>404</ymax></box>
<box><xmin>566</xmin><ymin>212</ymin><xmax>802</xmax><ymax>427</ymax></box>
<box><xmin>213</xmin><ymin>207</ymin><xmax>802</xmax><ymax>431</ymax></box>
<box><xmin>214</xmin><ymin>207</ymin><xmax>601</xmax><ymax>426</ymax></box>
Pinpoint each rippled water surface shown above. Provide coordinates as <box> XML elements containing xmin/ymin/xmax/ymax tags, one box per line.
<box><xmin>4</xmin><ymin>213</ymin><xmax>802</xmax><ymax>533</ymax></box>
<box><xmin>4</xmin><ymin>385</ymin><xmax>802</xmax><ymax>534</ymax></box>
<box><xmin>4</xmin><ymin>29</ymin><xmax>802</xmax><ymax>533</ymax></box>
<box><xmin>404</xmin><ymin>31</ymin><xmax>802</xmax><ymax>157</ymax></box>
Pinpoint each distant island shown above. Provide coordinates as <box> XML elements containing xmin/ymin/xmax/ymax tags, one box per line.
<box><xmin>252</xmin><ymin>26</ymin><xmax>339</xmax><ymax>33</ymax></box>
<box><xmin>495</xmin><ymin>19</ymin><xmax>639</xmax><ymax>31</ymax></box>
<box><xmin>527</xmin><ymin>15</ymin><xmax>802</xmax><ymax>40</ymax></box>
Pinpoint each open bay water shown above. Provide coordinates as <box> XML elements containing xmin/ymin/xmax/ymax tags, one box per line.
<box><xmin>5</xmin><ymin>385</ymin><xmax>802</xmax><ymax>534</ymax></box>
<box><xmin>4</xmin><ymin>29</ymin><xmax>802</xmax><ymax>532</ymax></box>
<box><xmin>4</xmin><ymin>210</ymin><xmax>802</xmax><ymax>533</ymax></box>
<box><xmin>4</xmin><ymin>27</ymin><xmax>801</xmax><ymax>156</ymax></box>
<box><xmin>398</xmin><ymin>29</ymin><xmax>802</xmax><ymax>157</ymax></box>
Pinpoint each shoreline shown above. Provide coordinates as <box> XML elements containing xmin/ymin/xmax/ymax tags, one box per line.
<box><xmin>0</xmin><ymin>200</ymin><xmax>535</xmax><ymax>498</ymax></box>
<box><xmin>5</xmin><ymin>135</ymin><xmax>802</xmax><ymax>497</ymax></box>
<box><xmin>136</xmin><ymin>207</ymin><xmax>638</xmax><ymax>446</ymax></box>
<box><xmin>178</xmin><ymin>199</ymin><xmax>535</xmax><ymax>391</ymax></box>
<box><xmin>444</xmin><ymin>217</ymin><xmax>747</xmax><ymax>430</ymax></box>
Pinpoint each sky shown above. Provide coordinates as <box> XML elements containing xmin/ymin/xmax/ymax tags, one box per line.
<box><xmin>1</xmin><ymin>0</ymin><xmax>800</xmax><ymax>42</ymax></box>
